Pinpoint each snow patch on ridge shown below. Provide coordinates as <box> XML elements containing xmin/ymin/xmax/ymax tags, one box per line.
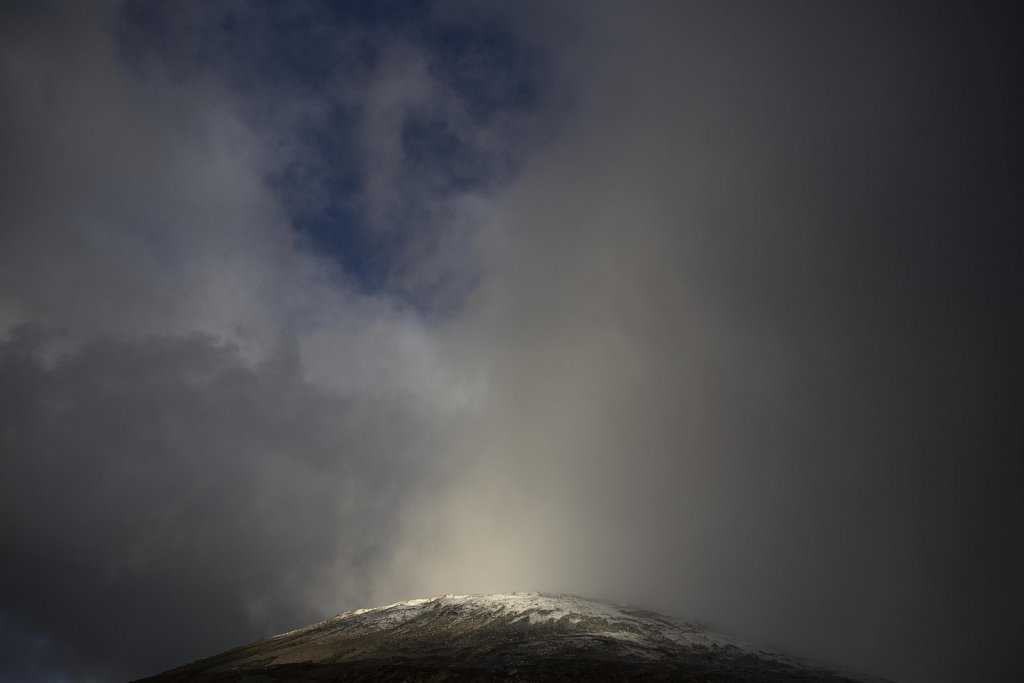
<box><xmin>318</xmin><ymin>592</ymin><xmax>708</xmax><ymax>653</ymax></box>
<box><xmin>313</xmin><ymin>592</ymin><xmax>818</xmax><ymax>669</ymax></box>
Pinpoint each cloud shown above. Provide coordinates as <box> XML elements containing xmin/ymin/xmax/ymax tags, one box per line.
<box><xmin>368</xmin><ymin>3</ymin><xmax>1024</xmax><ymax>682</ymax></box>
<box><xmin>0</xmin><ymin>2</ymin><xmax>478</xmax><ymax>679</ymax></box>
<box><xmin>1</xmin><ymin>1</ymin><xmax>301</xmax><ymax>346</ymax></box>
<box><xmin>0</xmin><ymin>329</ymin><xmax>449</xmax><ymax>680</ymax></box>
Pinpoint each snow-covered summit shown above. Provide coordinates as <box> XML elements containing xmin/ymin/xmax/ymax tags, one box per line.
<box><xmin>139</xmin><ymin>592</ymin><xmax>892</xmax><ymax>682</ymax></box>
<box><xmin>311</xmin><ymin>591</ymin><xmax>712</xmax><ymax>654</ymax></box>
<box><xmin>332</xmin><ymin>591</ymin><xmax>677</xmax><ymax>630</ymax></box>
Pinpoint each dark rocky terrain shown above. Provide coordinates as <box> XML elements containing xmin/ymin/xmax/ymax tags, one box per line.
<box><xmin>136</xmin><ymin>593</ymin><xmax>891</xmax><ymax>682</ymax></box>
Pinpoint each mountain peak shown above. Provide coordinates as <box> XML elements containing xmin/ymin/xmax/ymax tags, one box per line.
<box><xmin>138</xmin><ymin>592</ymin><xmax>891</xmax><ymax>682</ymax></box>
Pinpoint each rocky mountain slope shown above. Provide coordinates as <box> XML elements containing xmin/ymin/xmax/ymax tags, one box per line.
<box><xmin>136</xmin><ymin>592</ymin><xmax>891</xmax><ymax>682</ymax></box>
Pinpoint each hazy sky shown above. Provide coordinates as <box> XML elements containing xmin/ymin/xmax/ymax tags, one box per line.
<box><xmin>1</xmin><ymin>2</ymin><xmax>1021</xmax><ymax>682</ymax></box>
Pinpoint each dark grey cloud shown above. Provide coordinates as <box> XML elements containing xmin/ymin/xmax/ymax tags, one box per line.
<box><xmin>0</xmin><ymin>1</ymin><xmax>474</xmax><ymax>680</ymax></box>
<box><xmin>0</xmin><ymin>328</ymin><xmax>442</xmax><ymax>681</ymax></box>
<box><xmin>1</xmin><ymin>2</ymin><xmax>1021</xmax><ymax>683</ymax></box>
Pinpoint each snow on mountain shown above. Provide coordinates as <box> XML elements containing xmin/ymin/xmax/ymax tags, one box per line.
<box><xmin>137</xmin><ymin>592</ymin><xmax>892</xmax><ymax>682</ymax></box>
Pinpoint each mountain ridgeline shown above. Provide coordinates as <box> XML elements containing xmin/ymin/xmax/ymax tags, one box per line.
<box><xmin>137</xmin><ymin>592</ymin><xmax>891</xmax><ymax>682</ymax></box>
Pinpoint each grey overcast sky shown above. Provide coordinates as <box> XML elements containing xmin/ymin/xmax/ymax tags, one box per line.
<box><xmin>1</xmin><ymin>2</ymin><xmax>1021</xmax><ymax>682</ymax></box>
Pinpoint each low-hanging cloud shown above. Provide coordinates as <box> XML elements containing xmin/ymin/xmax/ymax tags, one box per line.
<box><xmin>0</xmin><ymin>2</ymin><xmax>476</xmax><ymax>679</ymax></box>
<box><xmin>0</xmin><ymin>329</ymin><xmax>439</xmax><ymax>679</ymax></box>
<box><xmin>369</xmin><ymin>4</ymin><xmax>1024</xmax><ymax>682</ymax></box>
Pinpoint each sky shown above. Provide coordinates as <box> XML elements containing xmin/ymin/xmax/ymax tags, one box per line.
<box><xmin>0</xmin><ymin>2</ymin><xmax>1021</xmax><ymax>682</ymax></box>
